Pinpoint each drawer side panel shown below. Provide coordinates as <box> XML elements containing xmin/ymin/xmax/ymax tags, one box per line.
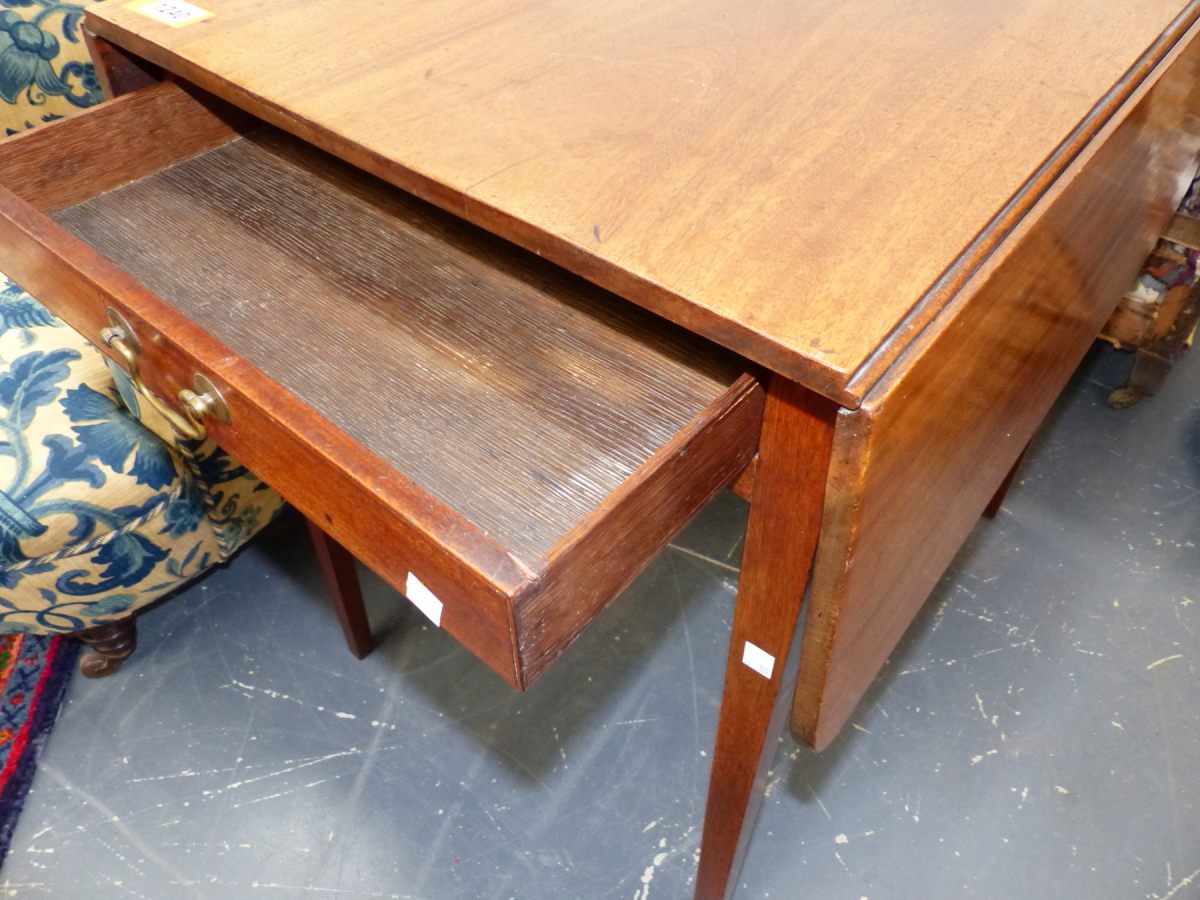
<box><xmin>515</xmin><ymin>374</ymin><xmax>764</xmax><ymax>684</ymax></box>
<box><xmin>0</xmin><ymin>81</ymin><xmax>251</xmax><ymax>212</ymax></box>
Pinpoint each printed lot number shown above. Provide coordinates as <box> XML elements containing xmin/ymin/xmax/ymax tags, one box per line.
<box><xmin>128</xmin><ymin>0</ymin><xmax>213</xmax><ymax>27</ymax></box>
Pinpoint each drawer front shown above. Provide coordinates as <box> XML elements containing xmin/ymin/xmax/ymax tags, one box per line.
<box><xmin>0</xmin><ymin>82</ymin><xmax>763</xmax><ymax>688</ymax></box>
<box><xmin>0</xmin><ymin>178</ymin><xmax>527</xmax><ymax>683</ymax></box>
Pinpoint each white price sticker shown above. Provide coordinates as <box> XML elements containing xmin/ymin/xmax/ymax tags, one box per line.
<box><xmin>128</xmin><ymin>0</ymin><xmax>213</xmax><ymax>27</ymax></box>
<box><xmin>742</xmin><ymin>641</ymin><xmax>775</xmax><ymax>679</ymax></box>
<box><xmin>405</xmin><ymin>572</ymin><xmax>444</xmax><ymax>627</ymax></box>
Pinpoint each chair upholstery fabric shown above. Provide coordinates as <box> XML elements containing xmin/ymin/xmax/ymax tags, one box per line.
<box><xmin>0</xmin><ymin>2</ymin><xmax>284</xmax><ymax>637</ymax></box>
<box><xmin>0</xmin><ymin>277</ymin><xmax>284</xmax><ymax>632</ymax></box>
<box><xmin>0</xmin><ymin>0</ymin><xmax>104</xmax><ymax>138</ymax></box>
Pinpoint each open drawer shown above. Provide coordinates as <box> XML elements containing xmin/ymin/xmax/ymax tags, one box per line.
<box><xmin>0</xmin><ymin>81</ymin><xmax>763</xmax><ymax>688</ymax></box>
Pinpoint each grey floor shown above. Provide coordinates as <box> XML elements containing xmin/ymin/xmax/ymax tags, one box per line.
<box><xmin>2</xmin><ymin>340</ymin><xmax>1198</xmax><ymax>900</ymax></box>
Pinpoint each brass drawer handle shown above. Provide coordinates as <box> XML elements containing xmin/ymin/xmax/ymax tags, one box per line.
<box><xmin>99</xmin><ymin>308</ymin><xmax>230</xmax><ymax>441</ymax></box>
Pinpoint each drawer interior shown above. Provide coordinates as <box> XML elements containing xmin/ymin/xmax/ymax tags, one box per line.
<box><xmin>0</xmin><ymin>82</ymin><xmax>762</xmax><ymax>685</ymax></box>
<box><xmin>51</xmin><ymin>127</ymin><xmax>744</xmax><ymax>563</ymax></box>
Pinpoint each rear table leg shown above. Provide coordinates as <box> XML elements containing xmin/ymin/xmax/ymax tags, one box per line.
<box><xmin>305</xmin><ymin>518</ymin><xmax>373</xmax><ymax>659</ymax></box>
<box><xmin>983</xmin><ymin>444</ymin><xmax>1029</xmax><ymax>518</ymax></box>
<box><xmin>694</xmin><ymin>376</ymin><xmax>837</xmax><ymax>900</ymax></box>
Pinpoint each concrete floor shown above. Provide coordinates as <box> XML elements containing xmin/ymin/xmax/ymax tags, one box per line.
<box><xmin>2</xmin><ymin>340</ymin><xmax>1198</xmax><ymax>900</ymax></box>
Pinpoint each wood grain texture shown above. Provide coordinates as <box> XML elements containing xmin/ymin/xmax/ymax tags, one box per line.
<box><xmin>52</xmin><ymin>127</ymin><xmax>745</xmax><ymax>563</ymax></box>
<box><xmin>83</xmin><ymin>29</ymin><xmax>164</xmax><ymax>99</ymax></box>
<box><xmin>693</xmin><ymin>377</ymin><xmax>836</xmax><ymax>900</ymax></box>
<box><xmin>843</xmin><ymin>5</ymin><xmax>1200</xmax><ymax>398</ymax></box>
<box><xmin>516</xmin><ymin>374</ymin><xmax>763</xmax><ymax>683</ymax></box>
<box><xmin>0</xmin><ymin>80</ymin><xmax>249</xmax><ymax>211</ymax></box>
<box><xmin>729</xmin><ymin>457</ymin><xmax>756</xmax><ymax>502</ymax></box>
<box><xmin>0</xmin><ymin>178</ymin><xmax>529</xmax><ymax>683</ymax></box>
<box><xmin>305</xmin><ymin>519</ymin><xmax>373</xmax><ymax>659</ymax></box>
<box><xmin>1163</xmin><ymin>210</ymin><xmax>1200</xmax><ymax>249</ymax></box>
<box><xmin>85</xmin><ymin>0</ymin><xmax>1200</xmax><ymax>404</ymax></box>
<box><xmin>0</xmin><ymin>92</ymin><xmax>758</xmax><ymax>688</ymax></box>
<box><xmin>793</xmin><ymin>17</ymin><xmax>1200</xmax><ymax>751</ymax></box>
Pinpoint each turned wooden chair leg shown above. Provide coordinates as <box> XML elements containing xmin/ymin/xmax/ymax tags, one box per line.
<box><xmin>74</xmin><ymin>616</ymin><xmax>138</xmax><ymax>678</ymax></box>
<box><xmin>304</xmin><ymin>518</ymin><xmax>373</xmax><ymax>659</ymax></box>
<box><xmin>983</xmin><ymin>444</ymin><xmax>1029</xmax><ymax>519</ymax></box>
<box><xmin>694</xmin><ymin>377</ymin><xmax>838</xmax><ymax>900</ymax></box>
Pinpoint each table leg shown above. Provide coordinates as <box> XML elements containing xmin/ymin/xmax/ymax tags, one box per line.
<box><xmin>83</xmin><ymin>30</ymin><xmax>164</xmax><ymax>99</ymax></box>
<box><xmin>305</xmin><ymin>518</ymin><xmax>374</xmax><ymax>659</ymax></box>
<box><xmin>982</xmin><ymin>443</ymin><xmax>1029</xmax><ymax>519</ymax></box>
<box><xmin>693</xmin><ymin>376</ymin><xmax>838</xmax><ymax>900</ymax></box>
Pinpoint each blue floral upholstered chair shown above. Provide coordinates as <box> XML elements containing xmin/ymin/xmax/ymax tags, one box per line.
<box><xmin>0</xmin><ymin>0</ymin><xmax>288</xmax><ymax>677</ymax></box>
<box><xmin>0</xmin><ymin>277</ymin><xmax>286</xmax><ymax>676</ymax></box>
<box><xmin>0</xmin><ymin>0</ymin><xmax>104</xmax><ymax>138</ymax></box>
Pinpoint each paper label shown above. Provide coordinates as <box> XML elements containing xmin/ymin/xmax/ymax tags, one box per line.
<box><xmin>405</xmin><ymin>572</ymin><xmax>443</xmax><ymax>627</ymax></box>
<box><xmin>127</xmin><ymin>0</ymin><xmax>213</xmax><ymax>27</ymax></box>
<box><xmin>742</xmin><ymin>641</ymin><xmax>775</xmax><ymax>679</ymax></box>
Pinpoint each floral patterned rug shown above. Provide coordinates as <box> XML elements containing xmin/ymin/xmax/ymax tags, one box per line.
<box><xmin>0</xmin><ymin>633</ymin><xmax>77</xmax><ymax>868</ymax></box>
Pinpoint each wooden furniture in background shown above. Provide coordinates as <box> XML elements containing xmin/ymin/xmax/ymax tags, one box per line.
<box><xmin>1105</xmin><ymin>210</ymin><xmax>1200</xmax><ymax>408</ymax></box>
<box><xmin>0</xmin><ymin>1</ymin><xmax>1197</xmax><ymax>897</ymax></box>
<box><xmin>305</xmin><ymin>522</ymin><xmax>373</xmax><ymax>660</ymax></box>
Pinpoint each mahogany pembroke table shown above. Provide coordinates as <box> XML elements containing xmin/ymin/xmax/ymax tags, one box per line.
<box><xmin>0</xmin><ymin>0</ymin><xmax>1198</xmax><ymax>897</ymax></box>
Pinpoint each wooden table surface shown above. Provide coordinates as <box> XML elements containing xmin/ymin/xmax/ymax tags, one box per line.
<box><xmin>89</xmin><ymin>0</ymin><xmax>1193</xmax><ymax>404</ymax></box>
<box><xmin>81</xmin><ymin>1</ymin><xmax>1200</xmax><ymax>898</ymax></box>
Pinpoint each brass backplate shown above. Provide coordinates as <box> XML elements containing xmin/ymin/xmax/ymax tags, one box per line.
<box><xmin>193</xmin><ymin>374</ymin><xmax>232</xmax><ymax>425</ymax></box>
<box><xmin>104</xmin><ymin>307</ymin><xmax>142</xmax><ymax>355</ymax></box>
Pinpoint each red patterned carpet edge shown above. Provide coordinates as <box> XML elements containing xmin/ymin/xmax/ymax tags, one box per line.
<box><xmin>0</xmin><ymin>634</ymin><xmax>79</xmax><ymax>869</ymax></box>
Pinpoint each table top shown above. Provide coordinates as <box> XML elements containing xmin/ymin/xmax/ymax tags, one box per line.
<box><xmin>90</xmin><ymin>0</ymin><xmax>1198</xmax><ymax>405</ymax></box>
